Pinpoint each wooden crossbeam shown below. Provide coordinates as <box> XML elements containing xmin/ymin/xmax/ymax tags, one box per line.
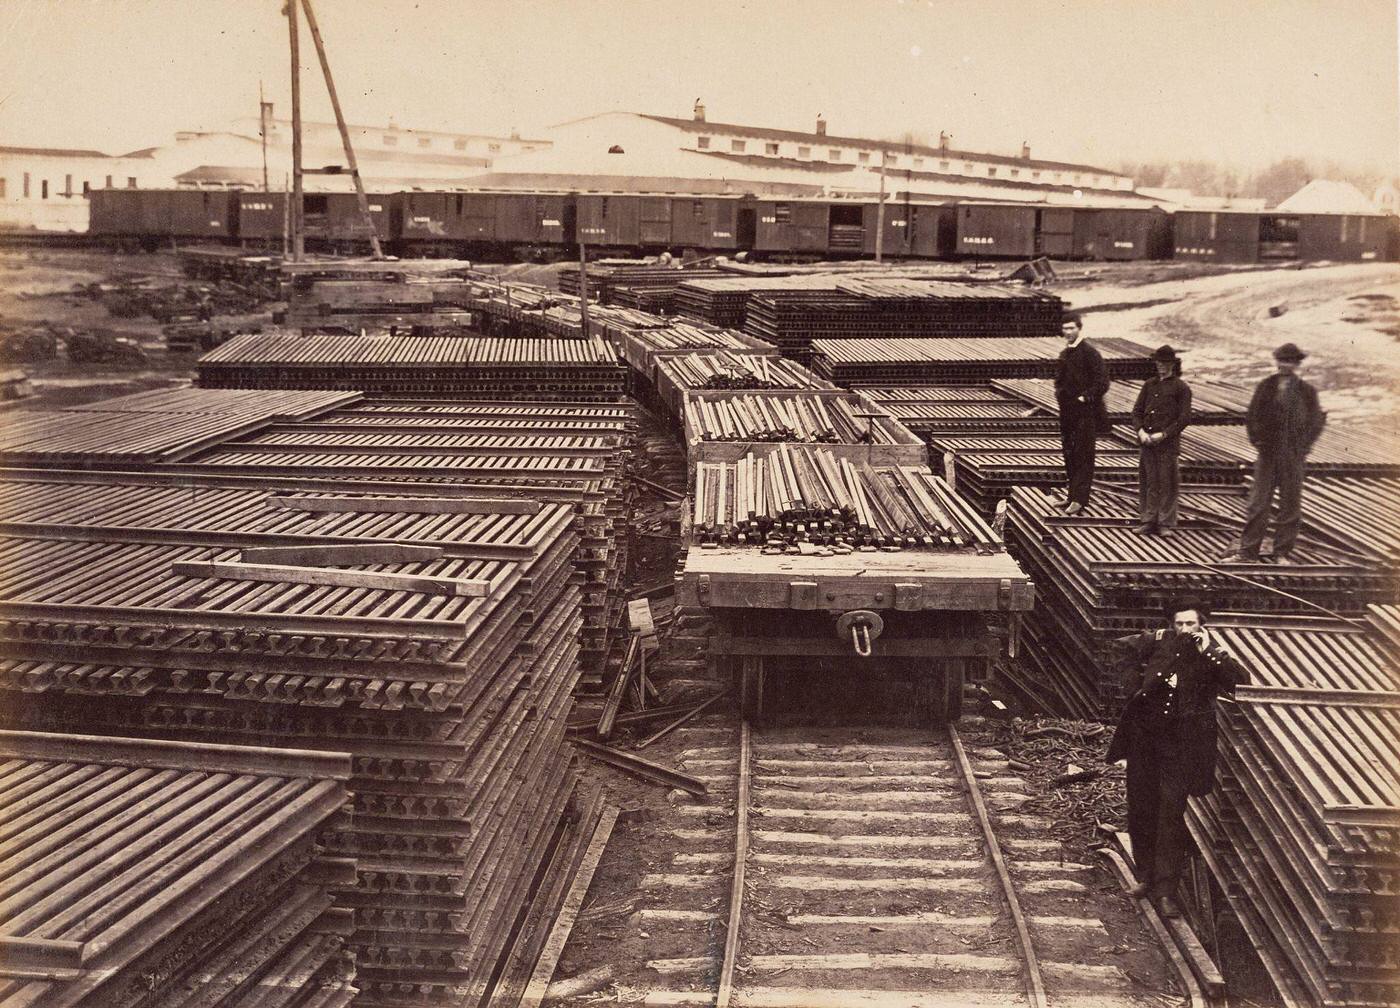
<box><xmin>171</xmin><ymin>560</ymin><xmax>491</xmax><ymax>597</ymax></box>
<box><xmin>239</xmin><ymin>543</ymin><xmax>445</xmax><ymax>566</ymax></box>
<box><xmin>265</xmin><ymin>495</ymin><xmax>541</xmax><ymax>515</ymax></box>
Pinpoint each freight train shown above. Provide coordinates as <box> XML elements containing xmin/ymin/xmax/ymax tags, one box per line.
<box><xmin>86</xmin><ymin>186</ymin><xmax>1396</xmax><ymax>264</ymax></box>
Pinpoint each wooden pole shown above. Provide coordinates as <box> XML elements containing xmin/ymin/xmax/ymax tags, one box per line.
<box><xmin>298</xmin><ymin>0</ymin><xmax>384</xmax><ymax>259</ymax></box>
<box><xmin>286</xmin><ymin>0</ymin><xmax>304</xmax><ymax>261</ymax></box>
<box><xmin>259</xmin><ymin>81</ymin><xmax>270</xmax><ymax>193</ymax></box>
<box><xmin>875</xmin><ymin>149</ymin><xmax>887</xmax><ymax>264</ymax></box>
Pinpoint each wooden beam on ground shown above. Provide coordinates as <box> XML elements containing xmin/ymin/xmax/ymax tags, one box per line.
<box><xmin>265</xmin><ymin>495</ymin><xmax>541</xmax><ymax>515</ymax></box>
<box><xmin>171</xmin><ymin>560</ymin><xmax>491</xmax><ymax>597</ymax></box>
<box><xmin>517</xmin><ymin>805</ymin><xmax>620</xmax><ymax>1008</ymax></box>
<box><xmin>240</xmin><ymin>543</ymin><xmax>445</xmax><ymax>566</ymax></box>
<box><xmin>597</xmin><ymin>634</ymin><xmax>641</xmax><ymax>740</ymax></box>
<box><xmin>571</xmin><ymin>739</ymin><xmax>707</xmax><ymax>797</ymax></box>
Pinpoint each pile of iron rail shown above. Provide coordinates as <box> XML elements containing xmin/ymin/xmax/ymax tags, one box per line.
<box><xmin>855</xmin><ymin>384</ymin><xmax>1064</xmax><ymax>436</ymax></box>
<box><xmin>0</xmin><ymin>730</ymin><xmax>355</xmax><ymax>1008</ymax></box>
<box><xmin>1002</xmin><ymin>485</ymin><xmax>1399</xmax><ymax>719</ymax></box>
<box><xmin>691</xmin><ymin>445</ymin><xmax>998</xmax><ymax>551</ymax></box>
<box><xmin>197</xmin><ymin>332</ymin><xmax>627</xmax><ymax>400</ymax></box>
<box><xmin>990</xmin><ymin>376</ymin><xmax>1255</xmax><ymax>425</ymax></box>
<box><xmin>811</xmin><ymin>336</ymin><xmax>1156</xmax><ymax>385</ymax></box>
<box><xmin>653</xmin><ymin>351</ymin><xmax>834</xmax><ymax>417</ymax></box>
<box><xmin>557</xmin><ymin>261</ymin><xmax>725</xmax><ymax>308</ymax></box>
<box><xmin>673</xmin><ymin>273</ymin><xmax>859</xmax><ymax>329</ymax></box>
<box><xmin>0</xmin><ymin>467</ymin><xmax>604</xmax><ymax>1008</ymax></box>
<box><xmin>1187</xmin><ymin>606</ymin><xmax>1400</xmax><ymax>1008</ymax></box>
<box><xmin>683</xmin><ymin>389</ymin><xmax>920</xmax><ymax>446</ymax></box>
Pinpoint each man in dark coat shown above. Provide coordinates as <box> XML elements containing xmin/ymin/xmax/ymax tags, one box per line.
<box><xmin>1053</xmin><ymin>311</ymin><xmax>1110</xmax><ymax>515</ymax></box>
<box><xmin>1106</xmin><ymin>598</ymin><xmax>1248</xmax><ymax>918</ymax></box>
<box><xmin>1131</xmin><ymin>345</ymin><xmax>1193</xmax><ymax>536</ymax></box>
<box><xmin>1219</xmin><ymin>343</ymin><xmax>1326</xmax><ymax>563</ymax></box>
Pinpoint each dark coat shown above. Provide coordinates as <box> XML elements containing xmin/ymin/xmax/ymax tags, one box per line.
<box><xmin>1055</xmin><ymin>340</ymin><xmax>1111</xmax><ymax>433</ymax></box>
<box><xmin>1245</xmin><ymin>374</ymin><xmax>1325</xmax><ymax>455</ymax></box>
<box><xmin>1132</xmin><ymin>373</ymin><xmax>1193</xmax><ymax>449</ymax></box>
<box><xmin>1106</xmin><ymin>628</ymin><xmax>1249</xmax><ymax>796</ymax></box>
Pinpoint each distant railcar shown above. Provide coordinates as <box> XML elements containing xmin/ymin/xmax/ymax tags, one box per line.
<box><xmin>237</xmin><ymin>191</ymin><xmax>395</xmax><ymax>245</ymax></box>
<box><xmin>1172</xmin><ymin>210</ymin><xmax>1262</xmax><ymax>262</ymax></box>
<box><xmin>1296</xmin><ymin>213</ymin><xmax>1391</xmax><ymax>261</ymax></box>
<box><xmin>89</xmin><ymin>188</ymin><xmax>240</xmax><ymax>243</ymax></box>
<box><xmin>953</xmin><ymin>203</ymin><xmax>1038</xmax><ymax>258</ymax></box>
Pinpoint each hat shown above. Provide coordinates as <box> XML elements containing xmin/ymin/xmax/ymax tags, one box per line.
<box><xmin>1150</xmin><ymin>345</ymin><xmax>1180</xmax><ymax>363</ymax></box>
<box><xmin>1273</xmin><ymin>342</ymin><xmax>1307</xmax><ymax>362</ymax></box>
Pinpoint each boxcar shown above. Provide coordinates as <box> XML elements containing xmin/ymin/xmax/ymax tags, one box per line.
<box><xmin>89</xmin><ymin>189</ymin><xmax>240</xmax><ymax>241</ymax></box>
<box><xmin>751</xmin><ymin>199</ymin><xmax>833</xmax><ymax>254</ymax></box>
<box><xmin>953</xmin><ymin>204</ymin><xmax>1037</xmax><ymax>258</ymax></box>
<box><xmin>576</xmin><ymin>194</ymin><xmax>668</xmax><ymax>247</ymax></box>
<box><xmin>1173</xmin><ymin>210</ymin><xmax>1262</xmax><ymax>262</ymax></box>
<box><xmin>1088</xmin><ymin>208</ymin><xmax>1173</xmax><ymax>260</ymax></box>
<box><xmin>1296</xmin><ymin>213</ymin><xmax>1390</xmax><ymax>261</ymax></box>
<box><xmin>398</xmin><ymin>191</ymin><xmax>574</xmax><ymax>249</ymax></box>
<box><xmin>857</xmin><ymin>201</ymin><xmax>950</xmax><ymax>258</ymax></box>
<box><xmin>237</xmin><ymin>192</ymin><xmax>394</xmax><ymax>245</ymax></box>
<box><xmin>670</xmin><ymin>196</ymin><xmax>744</xmax><ymax>251</ymax></box>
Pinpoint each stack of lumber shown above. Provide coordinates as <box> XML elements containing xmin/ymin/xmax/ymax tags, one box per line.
<box><xmin>557</xmin><ymin>261</ymin><xmax>724</xmax><ymax>307</ymax></box>
<box><xmin>1003</xmin><ymin>485</ymin><xmax>1398</xmax><ymax>719</ymax></box>
<box><xmin>991</xmin><ymin>376</ymin><xmax>1252</xmax><ymax>425</ymax></box>
<box><xmin>654</xmin><ymin>351</ymin><xmax>833</xmax><ymax>416</ymax></box>
<box><xmin>690</xmin><ymin>445</ymin><xmax>999</xmax><ymax>551</ymax></box>
<box><xmin>0</xmin><ymin>730</ymin><xmax>356</xmax><ymax>1008</ymax></box>
<box><xmin>0</xmin><ymin>472</ymin><xmax>601</xmax><ymax>1008</ymax></box>
<box><xmin>1187</xmin><ymin>608</ymin><xmax>1400</xmax><ymax>1008</ymax></box>
<box><xmin>744</xmin><ymin>282</ymin><xmax>1063</xmax><ymax>359</ymax></box>
<box><xmin>811</xmin><ymin>336</ymin><xmax>1155</xmax><ymax>385</ymax></box>
<box><xmin>196</xmin><ymin>333</ymin><xmax>626</xmax><ymax>400</ymax></box>
<box><xmin>684</xmin><ymin>391</ymin><xmax>917</xmax><ymax>446</ymax></box>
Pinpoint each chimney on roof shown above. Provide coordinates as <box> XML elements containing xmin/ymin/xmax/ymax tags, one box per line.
<box><xmin>1021</xmin><ymin>141</ymin><xmax>1031</xmax><ymax>160</ymax></box>
<box><xmin>938</xmin><ymin>131</ymin><xmax>951</xmax><ymax>151</ymax></box>
<box><xmin>693</xmin><ymin>99</ymin><xmax>706</xmax><ymax>123</ymax></box>
<box><xmin>816</xmin><ymin>114</ymin><xmax>827</xmax><ymax>136</ymax></box>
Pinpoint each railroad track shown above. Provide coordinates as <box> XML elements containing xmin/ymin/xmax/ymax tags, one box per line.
<box><xmin>636</xmin><ymin>718</ymin><xmax>1162</xmax><ymax>1008</ymax></box>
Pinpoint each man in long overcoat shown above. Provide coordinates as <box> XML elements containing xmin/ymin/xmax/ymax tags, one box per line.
<box><xmin>1220</xmin><ymin>342</ymin><xmax>1325</xmax><ymax>562</ymax></box>
<box><xmin>1131</xmin><ymin>345</ymin><xmax>1192</xmax><ymax>536</ymax></box>
<box><xmin>1053</xmin><ymin>311</ymin><xmax>1111</xmax><ymax>515</ymax></box>
<box><xmin>1106</xmin><ymin>599</ymin><xmax>1249</xmax><ymax>918</ymax></box>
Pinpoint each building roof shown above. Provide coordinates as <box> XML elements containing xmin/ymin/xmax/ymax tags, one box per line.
<box><xmin>636</xmin><ymin>113</ymin><xmax>1125</xmax><ymax>177</ymax></box>
<box><xmin>0</xmin><ymin>145</ymin><xmax>113</xmax><ymax>159</ymax></box>
<box><xmin>1275</xmin><ymin>179</ymin><xmax>1382</xmax><ymax>215</ymax></box>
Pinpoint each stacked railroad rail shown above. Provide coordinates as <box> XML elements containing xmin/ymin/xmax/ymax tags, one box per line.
<box><xmin>0</xmin><ymin>469</ymin><xmax>606</xmax><ymax>1008</ymax></box>
<box><xmin>673</xmin><ymin>273</ymin><xmax>864</xmax><ymax>329</ymax></box>
<box><xmin>811</xmin><ymin>336</ymin><xmax>1156</xmax><ymax>385</ymax></box>
<box><xmin>1003</xmin><ymin>485</ymin><xmax>1399</xmax><ymax>719</ymax></box>
<box><xmin>557</xmin><ymin>260</ymin><xmax>725</xmax><ymax>308</ymax></box>
<box><xmin>991</xmin><ymin>376</ymin><xmax>1255</xmax><ymax>425</ymax></box>
<box><xmin>653</xmin><ymin>351</ymin><xmax>834</xmax><ymax>415</ymax></box>
<box><xmin>197</xmin><ymin>332</ymin><xmax>627</xmax><ymax>400</ymax></box>
<box><xmin>683</xmin><ymin>390</ymin><xmax>915</xmax><ymax>448</ymax></box>
<box><xmin>1187</xmin><ymin>607</ymin><xmax>1400</xmax><ymax>1008</ymax></box>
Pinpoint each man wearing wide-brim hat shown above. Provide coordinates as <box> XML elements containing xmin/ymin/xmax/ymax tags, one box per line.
<box><xmin>1220</xmin><ymin>343</ymin><xmax>1326</xmax><ymax>563</ymax></box>
<box><xmin>1131</xmin><ymin>345</ymin><xmax>1193</xmax><ymax>536</ymax></box>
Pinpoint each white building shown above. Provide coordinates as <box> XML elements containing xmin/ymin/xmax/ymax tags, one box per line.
<box><xmin>0</xmin><ymin>146</ymin><xmax>157</xmax><ymax>232</ymax></box>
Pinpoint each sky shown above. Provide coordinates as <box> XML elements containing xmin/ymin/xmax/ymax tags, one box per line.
<box><xmin>1</xmin><ymin>0</ymin><xmax>1397</xmax><ymax>175</ymax></box>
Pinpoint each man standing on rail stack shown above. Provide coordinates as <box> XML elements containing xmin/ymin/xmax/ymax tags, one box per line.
<box><xmin>1131</xmin><ymin>345</ymin><xmax>1192</xmax><ymax>537</ymax></box>
<box><xmin>1107</xmin><ymin>598</ymin><xmax>1249</xmax><ymax>918</ymax></box>
<box><xmin>1219</xmin><ymin>342</ymin><xmax>1326</xmax><ymax>563</ymax></box>
<box><xmin>1053</xmin><ymin>310</ymin><xmax>1110</xmax><ymax>515</ymax></box>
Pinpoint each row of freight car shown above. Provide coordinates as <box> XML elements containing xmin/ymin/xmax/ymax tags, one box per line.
<box><xmin>88</xmin><ymin>186</ymin><xmax>1398</xmax><ymax>263</ymax></box>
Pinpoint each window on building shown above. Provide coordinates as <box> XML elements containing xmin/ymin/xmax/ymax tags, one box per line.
<box><xmin>418</xmin><ymin>137</ymin><xmax>431</xmax><ymax>148</ymax></box>
<box><xmin>775</xmin><ymin>203</ymin><xmax>791</xmax><ymax>223</ymax></box>
<box><xmin>693</xmin><ymin>200</ymin><xmax>705</xmax><ymax>219</ymax></box>
<box><xmin>40</xmin><ymin>179</ymin><xmax>48</xmax><ymax>199</ymax></box>
<box><xmin>82</xmin><ymin>181</ymin><xmax>90</xmax><ymax>195</ymax></box>
<box><xmin>127</xmin><ymin>177</ymin><xmax>137</xmax><ymax>188</ymax></box>
<box><xmin>765</xmin><ymin>142</ymin><xmax>780</xmax><ymax>155</ymax></box>
<box><xmin>1073</xmin><ymin>174</ymin><xmax>1081</xmax><ymax>184</ymax></box>
<box><xmin>383</xmin><ymin>134</ymin><xmax>398</xmax><ymax>146</ymax></box>
<box><xmin>1032</xmin><ymin>171</ymin><xmax>1040</xmax><ymax>180</ymax></box>
<box><xmin>453</xmin><ymin>138</ymin><xmax>467</xmax><ymax>150</ymax></box>
<box><xmin>1009</xmin><ymin>169</ymin><xmax>1019</xmax><ymax>179</ymax></box>
<box><xmin>23</xmin><ymin>173</ymin><xmax>30</xmax><ymax>197</ymax></box>
<box><xmin>64</xmin><ymin>174</ymin><xmax>73</xmax><ymax>197</ymax></box>
<box><xmin>105</xmin><ymin>175</ymin><xmax>113</xmax><ymax>188</ymax></box>
<box><xmin>797</xmin><ymin>146</ymin><xmax>811</xmax><ymax>159</ymax></box>
<box><xmin>887</xmin><ymin>154</ymin><xmax>898</xmax><ymax>165</ymax></box>
<box><xmin>0</xmin><ymin>178</ymin><xmax>6</xmax><ymax>199</ymax></box>
<box><xmin>829</xmin><ymin>149</ymin><xmax>841</xmax><ymax>161</ymax></box>
<box><xmin>697</xmin><ymin>136</ymin><xmax>710</xmax><ymax>149</ymax></box>
<box><xmin>987</xmin><ymin>167</ymin><xmax>997</xmax><ymax>178</ymax></box>
<box><xmin>964</xmin><ymin>162</ymin><xmax>974</xmax><ymax>172</ymax></box>
<box><xmin>731</xmin><ymin>139</ymin><xmax>746</xmax><ymax>153</ymax></box>
<box><xmin>938</xmin><ymin>160</ymin><xmax>949</xmax><ymax>171</ymax></box>
<box><xmin>488</xmin><ymin>142</ymin><xmax>501</xmax><ymax>153</ymax></box>
<box><xmin>858</xmin><ymin>152</ymin><xmax>870</xmax><ymax>164</ymax></box>
<box><xmin>913</xmin><ymin>158</ymin><xmax>924</xmax><ymax>169</ymax></box>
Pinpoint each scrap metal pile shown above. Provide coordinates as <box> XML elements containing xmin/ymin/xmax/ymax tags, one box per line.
<box><xmin>1189</xmin><ymin>607</ymin><xmax>1400</xmax><ymax>1008</ymax></box>
<box><xmin>691</xmin><ymin>446</ymin><xmax>999</xmax><ymax>550</ymax></box>
<box><xmin>0</xmin><ymin>467</ymin><xmax>604</xmax><ymax>1008</ymax></box>
<box><xmin>0</xmin><ymin>731</ymin><xmax>356</xmax><ymax>1008</ymax></box>
<box><xmin>197</xmin><ymin>332</ymin><xmax>626</xmax><ymax>399</ymax></box>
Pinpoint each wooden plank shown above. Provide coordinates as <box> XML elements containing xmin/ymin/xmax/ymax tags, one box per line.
<box><xmin>517</xmin><ymin>805</ymin><xmax>620</xmax><ymax>1008</ymax></box>
<box><xmin>239</xmin><ymin>543</ymin><xmax>445</xmax><ymax>566</ymax></box>
<box><xmin>170</xmin><ymin>560</ymin><xmax>492</xmax><ymax>597</ymax></box>
<box><xmin>265</xmin><ymin>494</ymin><xmax>542</xmax><ymax>515</ymax></box>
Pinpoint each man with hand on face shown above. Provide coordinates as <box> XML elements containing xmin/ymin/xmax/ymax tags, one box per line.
<box><xmin>1106</xmin><ymin>599</ymin><xmax>1248</xmax><ymax>919</ymax></box>
<box><xmin>1220</xmin><ymin>343</ymin><xmax>1325</xmax><ymax>564</ymax></box>
<box><xmin>1131</xmin><ymin>345</ymin><xmax>1192</xmax><ymax>537</ymax></box>
<box><xmin>1053</xmin><ymin>310</ymin><xmax>1110</xmax><ymax>515</ymax></box>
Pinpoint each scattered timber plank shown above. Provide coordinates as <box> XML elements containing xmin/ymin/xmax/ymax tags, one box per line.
<box><xmin>265</xmin><ymin>494</ymin><xmax>541</xmax><ymax>515</ymax></box>
<box><xmin>239</xmin><ymin>543</ymin><xmax>445</xmax><ymax>566</ymax></box>
<box><xmin>517</xmin><ymin>805</ymin><xmax>620</xmax><ymax>1008</ymax></box>
<box><xmin>171</xmin><ymin>560</ymin><xmax>492</xmax><ymax>597</ymax></box>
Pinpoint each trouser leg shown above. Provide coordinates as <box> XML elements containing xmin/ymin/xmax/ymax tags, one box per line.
<box><xmin>1239</xmin><ymin>452</ymin><xmax>1278</xmax><ymax>556</ymax></box>
<box><xmin>1149</xmin><ymin>764</ymin><xmax>1193</xmax><ymax>898</ymax></box>
<box><xmin>1063</xmin><ymin>415</ymin><xmax>1095</xmax><ymax>505</ymax></box>
<box><xmin>1138</xmin><ymin>450</ymin><xmax>1153</xmax><ymax>523</ymax></box>
<box><xmin>1126</xmin><ymin>754</ymin><xmax>1161</xmax><ymax>884</ymax></box>
<box><xmin>1272</xmin><ymin>451</ymin><xmax>1306</xmax><ymax>557</ymax></box>
<box><xmin>1157</xmin><ymin>447</ymin><xmax>1180</xmax><ymax>528</ymax></box>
